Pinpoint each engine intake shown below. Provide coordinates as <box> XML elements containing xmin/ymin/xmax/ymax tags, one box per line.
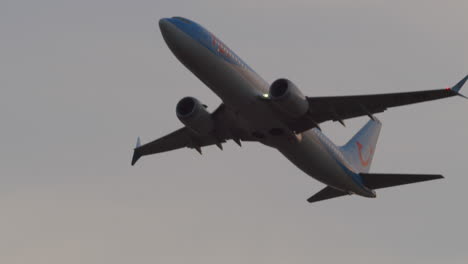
<box><xmin>176</xmin><ymin>97</ymin><xmax>214</xmax><ymax>134</ymax></box>
<box><xmin>269</xmin><ymin>78</ymin><xmax>309</xmax><ymax>118</ymax></box>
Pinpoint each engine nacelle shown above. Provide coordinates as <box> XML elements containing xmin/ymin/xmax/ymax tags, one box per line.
<box><xmin>176</xmin><ymin>97</ymin><xmax>214</xmax><ymax>134</ymax></box>
<box><xmin>269</xmin><ymin>78</ymin><xmax>309</xmax><ymax>118</ymax></box>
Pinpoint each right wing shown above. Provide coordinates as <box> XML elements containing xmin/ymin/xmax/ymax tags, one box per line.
<box><xmin>132</xmin><ymin>104</ymin><xmax>252</xmax><ymax>165</ymax></box>
<box><xmin>287</xmin><ymin>75</ymin><xmax>467</xmax><ymax>133</ymax></box>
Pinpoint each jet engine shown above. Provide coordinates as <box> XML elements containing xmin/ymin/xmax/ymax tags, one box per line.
<box><xmin>176</xmin><ymin>97</ymin><xmax>214</xmax><ymax>134</ymax></box>
<box><xmin>269</xmin><ymin>78</ymin><xmax>309</xmax><ymax>118</ymax></box>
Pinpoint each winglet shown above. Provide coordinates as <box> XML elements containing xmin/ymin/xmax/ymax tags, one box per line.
<box><xmin>136</xmin><ymin>137</ymin><xmax>141</xmax><ymax>148</ymax></box>
<box><xmin>451</xmin><ymin>75</ymin><xmax>468</xmax><ymax>93</ymax></box>
<box><xmin>131</xmin><ymin>137</ymin><xmax>142</xmax><ymax>166</ymax></box>
<box><xmin>450</xmin><ymin>75</ymin><xmax>468</xmax><ymax>99</ymax></box>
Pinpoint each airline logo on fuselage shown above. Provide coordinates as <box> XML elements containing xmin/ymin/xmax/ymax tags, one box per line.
<box><xmin>211</xmin><ymin>34</ymin><xmax>233</xmax><ymax>57</ymax></box>
<box><xmin>356</xmin><ymin>141</ymin><xmax>373</xmax><ymax>167</ymax></box>
<box><xmin>210</xmin><ymin>33</ymin><xmax>247</xmax><ymax>69</ymax></box>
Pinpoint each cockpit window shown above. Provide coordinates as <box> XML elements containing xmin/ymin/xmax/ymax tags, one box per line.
<box><xmin>172</xmin><ymin>17</ymin><xmax>191</xmax><ymax>24</ymax></box>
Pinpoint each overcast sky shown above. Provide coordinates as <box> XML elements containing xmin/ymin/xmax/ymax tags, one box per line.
<box><xmin>1</xmin><ymin>0</ymin><xmax>468</xmax><ymax>263</ymax></box>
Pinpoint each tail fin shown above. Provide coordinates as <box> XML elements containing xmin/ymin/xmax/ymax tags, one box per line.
<box><xmin>340</xmin><ymin>118</ymin><xmax>382</xmax><ymax>173</ymax></box>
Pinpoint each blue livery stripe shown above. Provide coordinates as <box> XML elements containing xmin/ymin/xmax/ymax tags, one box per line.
<box><xmin>167</xmin><ymin>17</ymin><xmax>255</xmax><ymax>72</ymax></box>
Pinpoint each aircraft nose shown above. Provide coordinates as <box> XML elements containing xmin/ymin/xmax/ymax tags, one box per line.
<box><xmin>159</xmin><ymin>18</ymin><xmax>171</xmax><ymax>33</ymax></box>
<box><xmin>159</xmin><ymin>18</ymin><xmax>179</xmax><ymax>46</ymax></box>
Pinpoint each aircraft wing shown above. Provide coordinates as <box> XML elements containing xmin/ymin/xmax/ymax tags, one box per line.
<box><xmin>131</xmin><ymin>104</ymin><xmax>252</xmax><ymax>165</ymax></box>
<box><xmin>288</xmin><ymin>75</ymin><xmax>467</xmax><ymax>133</ymax></box>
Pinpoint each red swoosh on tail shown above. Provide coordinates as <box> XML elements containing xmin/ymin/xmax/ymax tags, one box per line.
<box><xmin>356</xmin><ymin>141</ymin><xmax>373</xmax><ymax>167</ymax></box>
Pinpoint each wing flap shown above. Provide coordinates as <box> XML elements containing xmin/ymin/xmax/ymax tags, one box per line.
<box><xmin>360</xmin><ymin>173</ymin><xmax>444</xmax><ymax>189</ymax></box>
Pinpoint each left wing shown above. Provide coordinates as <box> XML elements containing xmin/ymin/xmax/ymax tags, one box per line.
<box><xmin>132</xmin><ymin>104</ymin><xmax>252</xmax><ymax>165</ymax></box>
<box><xmin>288</xmin><ymin>75</ymin><xmax>467</xmax><ymax>133</ymax></box>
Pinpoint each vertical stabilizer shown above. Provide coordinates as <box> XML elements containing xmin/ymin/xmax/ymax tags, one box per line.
<box><xmin>340</xmin><ymin>119</ymin><xmax>382</xmax><ymax>173</ymax></box>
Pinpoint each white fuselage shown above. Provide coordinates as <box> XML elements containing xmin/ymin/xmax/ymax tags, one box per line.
<box><xmin>159</xmin><ymin>18</ymin><xmax>375</xmax><ymax>198</ymax></box>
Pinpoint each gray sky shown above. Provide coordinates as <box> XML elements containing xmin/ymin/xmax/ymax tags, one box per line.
<box><xmin>1</xmin><ymin>0</ymin><xmax>468</xmax><ymax>263</ymax></box>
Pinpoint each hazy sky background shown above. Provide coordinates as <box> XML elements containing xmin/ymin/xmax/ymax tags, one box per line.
<box><xmin>1</xmin><ymin>0</ymin><xmax>467</xmax><ymax>263</ymax></box>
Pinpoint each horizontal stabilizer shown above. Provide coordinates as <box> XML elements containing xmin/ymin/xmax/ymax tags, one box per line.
<box><xmin>307</xmin><ymin>186</ymin><xmax>348</xmax><ymax>203</ymax></box>
<box><xmin>307</xmin><ymin>173</ymin><xmax>443</xmax><ymax>203</ymax></box>
<box><xmin>360</xmin><ymin>173</ymin><xmax>444</xmax><ymax>189</ymax></box>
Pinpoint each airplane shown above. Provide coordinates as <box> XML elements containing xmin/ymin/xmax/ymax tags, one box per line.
<box><xmin>131</xmin><ymin>16</ymin><xmax>467</xmax><ymax>203</ymax></box>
